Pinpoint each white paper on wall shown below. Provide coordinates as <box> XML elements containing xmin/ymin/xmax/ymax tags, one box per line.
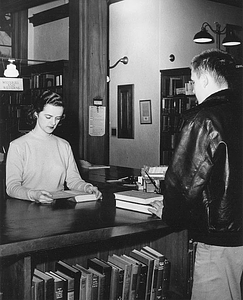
<box><xmin>89</xmin><ymin>106</ymin><xmax>106</xmax><ymax>136</ymax></box>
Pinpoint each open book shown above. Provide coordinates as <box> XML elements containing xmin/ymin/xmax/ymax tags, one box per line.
<box><xmin>51</xmin><ymin>190</ymin><xmax>97</xmax><ymax>202</ymax></box>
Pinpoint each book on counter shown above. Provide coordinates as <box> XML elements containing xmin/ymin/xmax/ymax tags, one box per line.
<box><xmin>116</xmin><ymin>199</ymin><xmax>153</xmax><ymax>215</ymax></box>
<box><xmin>87</xmin><ymin>165</ymin><xmax>110</xmax><ymax>170</ymax></box>
<box><xmin>51</xmin><ymin>190</ymin><xmax>97</xmax><ymax>202</ymax></box>
<box><xmin>55</xmin><ymin>260</ymin><xmax>81</xmax><ymax>300</ymax></box>
<box><xmin>87</xmin><ymin>257</ymin><xmax>112</xmax><ymax>300</ymax></box>
<box><xmin>34</xmin><ymin>269</ymin><xmax>54</xmax><ymax>300</ymax></box>
<box><xmin>114</xmin><ymin>190</ymin><xmax>163</xmax><ymax>204</ymax></box>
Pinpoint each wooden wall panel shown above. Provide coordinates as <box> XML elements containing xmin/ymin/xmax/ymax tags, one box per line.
<box><xmin>69</xmin><ymin>0</ymin><xmax>109</xmax><ymax>164</ymax></box>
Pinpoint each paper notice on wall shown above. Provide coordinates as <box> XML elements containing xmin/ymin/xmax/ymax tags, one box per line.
<box><xmin>89</xmin><ymin>106</ymin><xmax>106</xmax><ymax>136</ymax></box>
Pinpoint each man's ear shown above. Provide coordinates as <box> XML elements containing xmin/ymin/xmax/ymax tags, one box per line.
<box><xmin>201</xmin><ymin>73</ymin><xmax>209</xmax><ymax>88</ymax></box>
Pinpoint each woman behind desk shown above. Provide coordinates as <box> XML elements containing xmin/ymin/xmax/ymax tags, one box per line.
<box><xmin>6</xmin><ymin>90</ymin><xmax>101</xmax><ymax>204</ymax></box>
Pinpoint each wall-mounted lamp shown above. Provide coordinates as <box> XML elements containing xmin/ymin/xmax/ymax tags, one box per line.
<box><xmin>109</xmin><ymin>56</ymin><xmax>128</xmax><ymax>69</ymax></box>
<box><xmin>193</xmin><ymin>22</ymin><xmax>241</xmax><ymax>49</ymax></box>
<box><xmin>4</xmin><ymin>59</ymin><xmax>19</xmax><ymax>77</ymax></box>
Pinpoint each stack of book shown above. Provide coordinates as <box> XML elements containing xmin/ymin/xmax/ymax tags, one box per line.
<box><xmin>32</xmin><ymin>246</ymin><xmax>170</xmax><ymax>300</ymax></box>
<box><xmin>114</xmin><ymin>190</ymin><xmax>163</xmax><ymax>215</ymax></box>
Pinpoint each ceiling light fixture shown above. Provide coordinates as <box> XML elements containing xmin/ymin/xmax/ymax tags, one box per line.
<box><xmin>193</xmin><ymin>22</ymin><xmax>241</xmax><ymax>49</ymax></box>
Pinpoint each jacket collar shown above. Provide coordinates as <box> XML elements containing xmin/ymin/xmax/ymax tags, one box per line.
<box><xmin>183</xmin><ymin>89</ymin><xmax>232</xmax><ymax>119</ymax></box>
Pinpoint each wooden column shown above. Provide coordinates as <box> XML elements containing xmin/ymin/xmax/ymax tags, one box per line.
<box><xmin>12</xmin><ymin>10</ymin><xmax>28</xmax><ymax>60</ymax></box>
<box><xmin>69</xmin><ymin>0</ymin><xmax>109</xmax><ymax>164</ymax></box>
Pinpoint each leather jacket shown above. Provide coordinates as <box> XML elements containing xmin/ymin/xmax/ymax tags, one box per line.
<box><xmin>162</xmin><ymin>89</ymin><xmax>242</xmax><ymax>246</ymax></box>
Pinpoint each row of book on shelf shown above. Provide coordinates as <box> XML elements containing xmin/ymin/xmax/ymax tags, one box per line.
<box><xmin>161</xmin><ymin>96</ymin><xmax>197</xmax><ymax>114</ymax></box>
<box><xmin>32</xmin><ymin>245</ymin><xmax>171</xmax><ymax>300</ymax></box>
<box><xmin>31</xmin><ymin>73</ymin><xmax>63</xmax><ymax>89</ymax></box>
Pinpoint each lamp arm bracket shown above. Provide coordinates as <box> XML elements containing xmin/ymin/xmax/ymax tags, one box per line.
<box><xmin>109</xmin><ymin>59</ymin><xmax>121</xmax><ymax>69</ymax></box>
<box><xmin>202</xmin><ymin>22</ymin><xmax>226</xmax><ymax>34</ymax></box>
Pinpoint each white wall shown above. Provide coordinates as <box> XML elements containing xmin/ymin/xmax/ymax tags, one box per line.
<box><xmin>109</xmin><ymin>0</ymin><xmax>242</xmax><ymax>169</ymax></box>
<box><xmin>28</xmin><ymin>0</ymin><xmax>69</xmax><ymax>61</ymax></box>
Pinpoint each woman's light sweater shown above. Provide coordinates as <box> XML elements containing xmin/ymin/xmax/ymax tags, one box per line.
<box><xmin>6</xmin><ymin>131</ymin><xmax>91</xmax><ymax>200</ymax></box>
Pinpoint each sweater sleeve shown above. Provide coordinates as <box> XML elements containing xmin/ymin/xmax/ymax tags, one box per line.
<box><xmin>64</xmin><ymin>143</ymin><xmax>93</xmax><ymax>192</ymax></box>
<box><xmin>6</xmin><ymin>142</ymin><xmax>32</xmax><ymax>201</ymax></box>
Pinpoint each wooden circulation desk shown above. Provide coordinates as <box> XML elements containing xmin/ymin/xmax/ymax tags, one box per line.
<box><xmin>0</xmin><ymin>166</ymin><xmax>188</xmax><ymax>300</ymax></box>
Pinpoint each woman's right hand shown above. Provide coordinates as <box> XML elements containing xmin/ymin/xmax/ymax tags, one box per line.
<box><xmin>28</xmin><ymin>190</ymin><xmax>54</xmax><ymax>204</ymax></box>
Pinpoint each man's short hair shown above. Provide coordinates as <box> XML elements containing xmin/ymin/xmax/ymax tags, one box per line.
<box><xmin>191</xmin><ymin>49</ymin><xmax>236</xmax><ymax>87</ymax></box>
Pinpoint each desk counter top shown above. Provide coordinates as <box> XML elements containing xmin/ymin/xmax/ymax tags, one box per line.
<box><xmin>0</xmin><ymin>166</ymin><xmax>169</xmax><ymax>258</ymax></box>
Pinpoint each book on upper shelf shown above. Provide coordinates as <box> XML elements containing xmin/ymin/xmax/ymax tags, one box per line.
<box><xmin>108</xmin><ymin>254</ymin><xmax>132</xmax><ymax>300</ymax></box>
<box><xmin>114</xmin><ymin>190</ymin><xmax>163</xmax><ymax>205</ymax></box>
<box><xmin>116</xmin><ymin>199</ymin><xmax>153</xmax><ymax>215</ymax></box>
<box><xmin>34</xmin><ymin>269</ymin><xmax>54</xmax><ymax>300</ymax></box>
<box><xmin>32</xmin><ymin>275</ymin><xmax>44</xmax><ymax>300</ymax></box>
<box><xmin>88</xmin><ymin>268</ymin><xmax>105</xmax><ymax>300</ymax></box>
<box><xmin>51</xmin><ymin>190</ymin><xmax>97</xmax><ymax>202</ymax></box>
<box><xmin>73</xmin><ymin>264</ymin><xmax>92</xmax><ymax>300</ymax></box>
<box><xmin>55</xmin><ymin>260</ymin><xmax>81</xmax><ymax>300</ymax></box>
<box><xmin>106</xmin><ymin>261</ymin><xmax>124</xmax><ymax>300</ymax></box>
<box><xmin>46</xmin><ymin>271</ymin><xmax>68</xmax><ymax>300</ymax></box>
<box><xmin>142</xmin><ymin>246</ymin><xmax>171</xmax><ymax>300</ymax></box>
<box><xmin>55</xmin><ymin>270</ymin><xmax>75</xmax><ymax>300</ymax></box>
<box><xmin>141</xmin><ymin>246</ymin><xmax>166</xmax><ymax>300</ymax></box>
<box><xmin>140</xmin><ymin>249</ymin><xmax>160</xmax><ymax>300</ymax></box>
<box><xmin>121</xmin><ymin>254</ymin><xmax>139</xmax><ymax>300</ymax></box>
<box><xmin>120</xmin><ymin>255</ymin><xmax>147</xmax><ymax>300</ymax></box>
<box><xmin>87</xmin><ymin>257</ymin><xmax>112</xmax><ymax>300</ymax></box>
<box><xmin>130</xmin><ymin>249</ymin><xmax>155</xmax><ymax>300</ymax></box>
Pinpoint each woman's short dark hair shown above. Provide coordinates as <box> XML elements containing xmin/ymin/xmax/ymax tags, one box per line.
<box><xmin>27</xmin><ymin>90</ymin><xmax>65</xmax><ymax>126</ymax></box>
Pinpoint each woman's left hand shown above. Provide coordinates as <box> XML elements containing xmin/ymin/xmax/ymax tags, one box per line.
<box><xmin>86</xmin><ymin>185</ymin><xmax>102</xmax><ymax>199</ymax></box>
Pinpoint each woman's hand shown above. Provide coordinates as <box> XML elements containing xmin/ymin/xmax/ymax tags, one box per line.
<box><xmin>148</xmin><ymin>199</ymin><xmax>164</xmax><ymax>218</ymax></box>
<box><xmin>86</xmin><ymin>185</ymin><xmax>102</xmax><ymax>199</ymax></box>
<box><xmin>29</xmin><ymin>190</ymin><xmax>54</xmax><ymax>204</ymax></box>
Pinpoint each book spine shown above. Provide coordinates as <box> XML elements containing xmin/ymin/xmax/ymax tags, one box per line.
<box><xmin>91</xmin><ymin>273</ymin><xmax>99</xmax><ymax>300</ymax></box>
<box><xmin>161</xmin><ymin>259</ymin><xmax>170</xmax><ymax>300</ymax></box>
<box><xmin>97</xmin><ymin>274</ymin><xmax>105</xmax><ymax>300</ymax></box>
<box><xmin>79</xmin><ymin>276</ymin><xmax>87</xmax><ymax>300</ymax></box>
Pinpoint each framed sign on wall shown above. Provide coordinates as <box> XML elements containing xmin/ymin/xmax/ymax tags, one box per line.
<box><xmin>140</xmin><ymin>100</ymin><xmax>152</xmax><ymax>124</ymax></box>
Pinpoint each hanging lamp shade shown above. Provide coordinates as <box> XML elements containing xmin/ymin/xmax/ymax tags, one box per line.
<box><xmin>193</xmin><ymin>27</ymin><xmax>214</xmax><ymax>44</ymax></box>
<box><xmin>222</xmin><ymin>30</ymin><xmax>241</xmax><ymax>46</ymax></box>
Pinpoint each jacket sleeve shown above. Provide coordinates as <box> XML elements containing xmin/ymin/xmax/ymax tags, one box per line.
<box><xmin>162</xmin><ymin>116</ymin><xmax>214</xmax><ymax>230</ymax></box>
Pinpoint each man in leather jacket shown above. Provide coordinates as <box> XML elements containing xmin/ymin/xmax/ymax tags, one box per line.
<box><xmin>150</xmin><ymin>49</ymin><xmax>243</xmax><ymax>300</ymax></box>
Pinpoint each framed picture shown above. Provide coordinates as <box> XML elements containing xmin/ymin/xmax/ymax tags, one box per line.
<box><xmin>140</xmin><ymin>100</ymin><xmax>152</xmax><ymax>124</ymax></box>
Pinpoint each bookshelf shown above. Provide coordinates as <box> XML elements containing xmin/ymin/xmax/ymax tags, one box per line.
<box><xmin>0</xmin><ymin>60</ymin><xmax>68</xmax><ymax>152</ymax></box>
<box><xmin>160</xmin><ymin>68</ymin><xmax>197</xmax><ymax>165</ymax></box>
